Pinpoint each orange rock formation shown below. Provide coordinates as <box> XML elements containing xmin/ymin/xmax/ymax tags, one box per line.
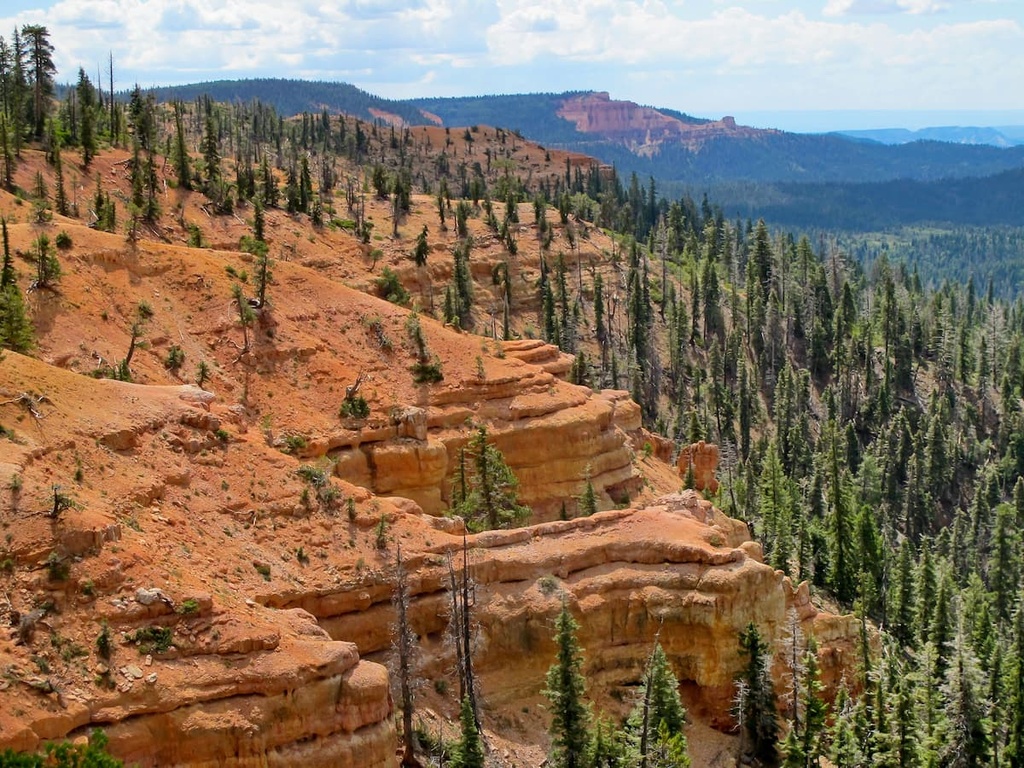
<box><xmin>677</xmin><ymin>441</ymin><xmax>721</xmax><ymax>494</ymax></box>
<box><xmin>557</xmin><ymin>92</ymin><xmax>776</xmax><ymax>157</ymax></box>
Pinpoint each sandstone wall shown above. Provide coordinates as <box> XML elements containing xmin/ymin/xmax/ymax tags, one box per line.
<box><xmin>262</xmin><ymin>492</ymin><xmax>859</xmax><ymax>728</ymax></box>
<box><xmin>1</xmin><ymin>606</ymin><xmax>396</xmax><ymax>768</ymax></box>
<box><xmin>322</xmin><ymin>342</ymin><xmax>645</xmax><ymax>519</ymax></box>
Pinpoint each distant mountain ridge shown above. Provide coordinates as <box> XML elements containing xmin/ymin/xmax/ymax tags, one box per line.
<box><xmin>145</xmin><ymin>78</ymin><xmax>1024</xmax><ymax>186</ymax></box>
<box><xmin>404</xmin><ymin>91</ymin><xmax>1024</xmax><ymax>185</ymax></box>
<box><xmin>834</xmin><ymin>126</ymin><xmax>1024</xmax><ymax>148</ymax></box>
<box><xmin>143</xmin><ymin>78</ymin><xmax>1024</xmax><ymax>228</ymax></box>
<box><xmin>144</xmin><ymin>78</ymin><xmax>428</xmax><ymax>126</ymax></box>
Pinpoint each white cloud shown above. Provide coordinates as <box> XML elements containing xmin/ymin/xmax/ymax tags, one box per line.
<box><xmin>824</xmin><ymin>0</ymin><xmax>950</xmax><ymax>16</ymax></box>
<box><xmin>0</xmin><ymin>0</ymin><xmax>1020</xmax><ymax>111</ymax></box>
<box><xmin>0</xmin><ymin>0</ymin><xmax>494</xmax><ymax>85</ymax></box>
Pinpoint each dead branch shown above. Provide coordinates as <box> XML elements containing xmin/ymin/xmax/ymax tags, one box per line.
<box><xmin>345</xmin><ymin>372</ymin><xmax>365</xmax><ymax>401</ymax></box>
<box><xmin>0</xmin><ymin>393</ymin><xmax>51</xmax><ymax>420</ymax></box>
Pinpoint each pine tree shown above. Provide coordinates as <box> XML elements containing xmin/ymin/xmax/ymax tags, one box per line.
<box><xmin>800</xmin><ymin>639</ymin><xmax>827</xmax><ymax>768</ymax></box>
<box><xmin>937</xmin><ymin>610</ymin><xmax>992</xmax><ymax>767</ymax></box>
<box><xmin>827</xmin><ymin>421</ymin><xmax>857</xmax><ymax>605</ymax></box>
<box><xmin>8</xmin><ymin>28</ymin><xmax>26</xmax><ymax>157</ymax></box>
<box><xmin>1007</xmin><ymin>606</ymin><xmax>1024</xmax><ymax>767</ymax></box>
<box><xmin>628</xmin><ymin>642</ymin><xmax>690</xmax><ymax>767</ymax></box>
<box><xmin>0</xmin><ymin>114</ymin><xmax>14</xmax><ymax>189</ymax></box>
<box><xmin>77</xmin><ymin>68</ymin><xmax>97</xmax><ymax>167</ymax></box>
<box><xmin>231</xmin><ymin>283</ymin><xmax>255</xmax><ymax>353</ymax></box>
<box><xmin>738</xmin><ymin>622</ymin><xmax>780</xmax><ymax>766</ymax></box>
<box><xmin>854</xmin><ymin>502</ymin><xmax>884</xmax><ymax>618</ymax></box>
<box><xmin>201</xmin><ymin>114</ymin><xmax>221</xmax><ymax>188</ymax></box>
<box><xmin>893</xmin><ymin>665</ymin><xmax>919</xmax><ymax>768</ymax></box>
<box><xmin>260</xmin><ymin>154</ymin><xmax>278</xmax><ymax>207</ymax></box>
<box><xmin>51</xmin><ymin>135</ymin><xmax>67</xmax><ymax>217</ymax></box>
<box><xmin>589</xmin><ymin>716</ymin><xmax>631</xmax><ymax>768</ymax></box>
<box><xmin>988</xmin><ymin>502</ymin><xmax>1019</xmax><ymax>623</ymax></box>
<box><xmin>781</xmin><ymin>728</ymin><xmax>805</xmax><ymax>768</ymax></box>
<box><xmin>299</xmin><ymin>156</ymin><xmax>312</xmax><ymax>214</ymax></box>
<box><xmin>578</xmin><ymin>470</ymin><xmax>598</xmax><ymax>517</ymax></box>
<box><xmin>31</xmin><ymin>233</ymin><xmax>59</xmax><ymax>289</ymax></box>
<box><xmin>1</xmin><ymin>217</ymin><xmax>14</xmax><ymax>289</ymax></box>
<box><xmin>392</xmin><ymin>545</ymin><xmax>420</xmax><ymax>767</ymax></box>
<box><xmin>450</xmin><ymin>695</ymin><xmax>485</xmax><ymax>768</ymax></box>
<box><xmin>451</xmin><ymin>424</ymin><xmax>529</xmax><ymax>530</ymax></box>
<box><xmin>890</xmin><ymin>539</ymin><xmax>917</xmax><ymax>647</ymax></box>
<box><xmin>413</xmin><ymin>224</ymin><xmax>429</xmax><ymax>267</ymax></box>
<box><xmin>828</xmin><ymin>685</ymin><xmax>863</xmax><ymax>768</ymax></box>
<box><xmin>758</xmin><ymin>441</ymin><xmax>791</xmax><ymax>573</ymax></box>
<box><xmin>23</xmin><ymin>25</ymin><xmax>55</xmax><ymax>139</ymax></box>
<box><xmin>446</xmin><ymin>539</ymin><xmax>480</xmax><ymax>732</ymax></box>
<box><xmin>0</xmin><ymin>281</ymin><xmax>32</xmax><ymax>352</ymax></box>
<box><xmin>544</xmin><ymin>601</ymin><xmax>591</xmax><ymax>768</ymax></box>
<box><xmin>451</xmin><ymin>238</ymin><xmax>474</xmax><ymax>330</ymax></box>
<box><xmin>172</xmin><ymin>101</ymin><xmax>191</xmax><ymax>190</ymax></box>
<box><xmin>917</xmin><ymin>543</ymin><xmax>938</xmax><ymax>647</ymax></box>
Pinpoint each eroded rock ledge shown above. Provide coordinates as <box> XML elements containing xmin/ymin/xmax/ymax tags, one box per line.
<box><xmin>262</xmin><ymin>492</ymin><xmax>859</xmax><ymax>728</ymax></box>
<box><xmin>311</xmin><ymin>341</ymin><xmax>645</xmax><ymax>519</ymax></box>
<box><xmin>1</xmin><ymin>608</ymin><xmax>395</xmax><ymax>768</ymax></box>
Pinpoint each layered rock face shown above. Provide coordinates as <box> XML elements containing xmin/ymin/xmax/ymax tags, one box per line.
<box><xmin>264</xmin><ymin>492</ymin><xmax>860</xmax><ymax>729</ymax></box>
<box><xmin>0</xmin><ymin>346</ymin><xmax>858</xmax><ymax>765</ymax></box>
<box><xmin>556</xmin><ymin>92</ymin><xmax>775</xmax><ymax>156</ymax></box>
<box><xmin>0</xmin><ymin>355</ymin><xmax>397</xmax><ymax>767</ymax></box>
<box><xmin>86</xmin><ymin>613</ymin><xmax>393</xmax><ymax>768</ymax></box>
<box><xmin>324</xmin><ymin>340</ymin><xmax>645</xmax><ymax>520</ymax></box>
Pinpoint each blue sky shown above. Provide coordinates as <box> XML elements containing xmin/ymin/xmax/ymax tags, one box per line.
<box><xmin>1</xmin><ymin>0</ymin><xmax>1022</xmax><ymax>131</ymax></box>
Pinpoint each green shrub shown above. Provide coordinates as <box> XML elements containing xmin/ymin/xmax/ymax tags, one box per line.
<box><xmin>46</xmin><ymin>551</ymin><xmax>69</xmax><ymax>581</ymax></box>
<box><xmin>296</xmin><ymin>465</ymin><xmax>329</xmax><ymax>487</ymax></box>
<box><xmin>283</xmin><ymin>434</ymin><xmax>308</xmax><ymax>454</ymax></box>
<box><xmin>54</xmin><ymin>230</ymin><xmax>72</xmax><ymax>249</ymax></box>
<box><xmin>538</xmin><ymin>575</ymin><xmax>560</xmax><ymax>596</ymax></box>
<box><xmin>374</xmin><ymin>266</ymin><xmax>410</xmax><ymax>305</ymax></box>
<box><xmin>164</xmin><ymin>345</ymin><xmax>185</xmax><ymax>371</ymax></box>
<box><xmin>177</xmin><ymin>598</ymin><xmax>200</xmax><ymax>615</ymax></box>
<box><xmin>411</xmin><ymin>358</ymin><xmax>444</xmax><ymax>384</ymax></box>
<box><xmin>128</xmin><ymin>625</ymin><xmax>173</xmax><ymax>654</ymax></box>
<box><xmin>187</xmin><ymin>223</ymin><xmax>204</xmax><ymax>248</ymax></box>
<box><xmin>96</xmin><ymin>621</ymin><xmax>112</xmax><ymax>659</ymax></box>
<box><xmin>0</xmin><ymin>729</ymin><xmax>124</xmax><ymax>766</ymax></box>
<box><xmin>339</xmin><ymin>394</ymin><xmax>370</xmax><ymax>419</ymax></box>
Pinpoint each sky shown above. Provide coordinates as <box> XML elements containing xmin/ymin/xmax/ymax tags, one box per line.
<box><xmin>1</xmin><ymin>0</ymin><xmax>1023</xmax><ymax>132</ymax></box>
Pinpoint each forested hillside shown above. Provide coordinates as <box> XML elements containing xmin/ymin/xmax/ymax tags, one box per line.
<box><xmin>714</xmin><ymin>168</ymin><xmax>1024</xmax><ymax>230</ymax></box>
<box><xmin>142</xmin><ymin>80</ymin><xmax>1024</xmax><ymax>184</ymax></box>
<box><xmin>144</xmin><ymin>78</ymin><xmax>428</xmax><ymax>125</ymax></box>
<box><xmin>5</xmin><ymin>27</ymin><xmax>1024</xmax><ymax>766</ymax></box>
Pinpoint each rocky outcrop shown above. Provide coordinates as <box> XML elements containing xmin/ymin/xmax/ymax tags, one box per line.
<box><xmin>325</xmin><ymin>342</ymin><xmax>644</xmax><ymax>519</ymax></box>
<box><xmin>557</xmin><ymin>92</ymin><xmax>775</xmax><ymax>157</ymax></box>
<box><xmin>677</xmin><ymin>441</ymin><xmax>721</xmax><ymax>494</ymax></box>
<box><xmin>0</xmin><ymin>201</ymin><xmax>858</xmax><ymax>768</ymax></box>
<box><xmin>0</xmin><ymin>355</ymin><xmax>397</xmax><ymax>767</ymax></box>
<box><xmin>1</xmin><ymin>602</ymin><xmax>395</xmax><ymax>768</ymax></box>
<box><xmin>264</xmin><ymin>492</ymin><xmax>860</xmax><ymax>729</ymax></box>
